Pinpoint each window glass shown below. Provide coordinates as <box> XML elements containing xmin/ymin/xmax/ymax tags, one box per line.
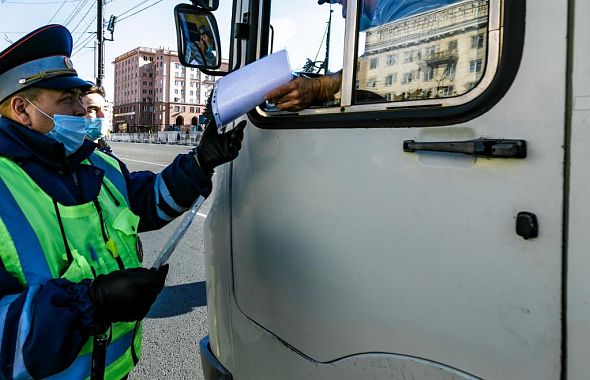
<box><xmin>269</xmin><ymin>1</ymin><xmax>346</xmax><ymax>106</ymax></box>
<box><xmin>355</xmin><ymin>0</ymin><xmax>489</xmax><ymax>103</ymax></box>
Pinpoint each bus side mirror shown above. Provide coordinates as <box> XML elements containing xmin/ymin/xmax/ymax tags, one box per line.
<box><xmin>174</xmin><ymin>4</ymin><xmax>222</xmax><ymax>70</ymax></box>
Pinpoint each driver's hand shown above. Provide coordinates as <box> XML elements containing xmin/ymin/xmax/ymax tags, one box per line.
<box><xmin>264</xmin><ymin>77</ymin><xmax>319</xmax><ymax>112</ymax></box>
<box><xmin>264</xmin><ymin>71</ymin><xmax>342</xmax><ymax>112</ymax></box>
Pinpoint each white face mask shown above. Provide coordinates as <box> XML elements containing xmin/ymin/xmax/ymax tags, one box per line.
<box><xmin>25</xmin><ymin>98</ymin><xmax>87</xmax><ymax>156</ymax></box>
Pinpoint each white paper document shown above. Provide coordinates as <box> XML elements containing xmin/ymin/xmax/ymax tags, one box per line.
<box><xmin>211</xmin><ymin>49</ymin><xmax>292</xmax><ymax>128</ymax></box>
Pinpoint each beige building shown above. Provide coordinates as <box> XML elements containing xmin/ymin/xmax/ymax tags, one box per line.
<box><xmin>357</xmin><ymin>0</ymin><xmax>488</xmax><ymax>102</ymax></box>
<box><xmin>113</xmin><ymin>47</ymin><xmax>227</xmax><ymax>132</ymax></box>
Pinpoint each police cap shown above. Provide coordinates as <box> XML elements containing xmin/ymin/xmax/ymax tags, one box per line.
<box><xmin>0</xmin><ymin>24</ymin><xmax>91</xmax><ymax>104</ymax></box>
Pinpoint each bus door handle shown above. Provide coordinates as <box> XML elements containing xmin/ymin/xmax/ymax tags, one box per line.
<box><xmin>403</xmin><ymin>139</ymin><xmax>527</xmax><ymax>159</ymax></box>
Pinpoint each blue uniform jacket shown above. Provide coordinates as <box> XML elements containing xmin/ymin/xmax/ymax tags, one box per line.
<box><xmin>0</xmin><ymin>116</ymin><xmax>212</xmax><ymax>378</ymax></box>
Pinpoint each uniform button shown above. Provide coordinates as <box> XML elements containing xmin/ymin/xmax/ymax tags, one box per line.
<box><xmin>95</xmin><ymin>170</ymin><xmax>101</xmax><ymax>175</ymax></box>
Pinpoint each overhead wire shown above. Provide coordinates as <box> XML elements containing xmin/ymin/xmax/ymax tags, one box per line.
<box><xmin>48</xmin><ymin>0</ymin><xmax>70</xmax><ymax>23</ymax></box>
<box><xmin>62</xmin><ymin>0</ymin><xmax>91</xmax><ymax>26</ymax></box>
<box><xmin>72</xmin><ymin>22</ymin><xmax>96</xmax><ymax>54</ymax></box>
<box><xmin>70</xmin><ymin>0</ymin><xmax>96</xmax><ymax>33</ymax></box>
<box><xmin>115</xmin><ymin>0</ymin><xmax>146</xmax><ymax>18</ymax></box>
<box><xmin>72</xmin><ymin>44</ymin><xmax>94</xmax><ymax>59</ymax></box>
<box><xmin>2</xmin><ymin>0</ymin><xmax>79</xmax><ymax>3</ymax></box>
<box><xmin>116</xmin><ymin>0</ymin><xmax>163</xmax><ymax>23</ymax></box>
<box><xmin>72</xmin><ymin>31</ymin><xmax>95</xmax><ymax>56</ymax></box>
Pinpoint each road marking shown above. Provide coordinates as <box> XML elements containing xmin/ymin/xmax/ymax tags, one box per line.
<box><xmin>119</xmin><ymin>157</ymin><xmax>167</xmax><ymax>167</ymax></box>
<box><xmin>197</xmin><ymin>212</ymin><xmax>207</xmax><ymax>218</ymax></box>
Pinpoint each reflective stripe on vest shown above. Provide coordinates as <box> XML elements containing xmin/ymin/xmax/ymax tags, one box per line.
<box><xmin>47</xmin><ymin>326</ymin><xmax>142</xmax><ymax>380</ymax></box>
<box><xmin>0</xmin><ymin>179</ymin><xmax>50</xmax><ymax>285</ymax></box>
<box><xmin>0</xmin><ymin>154</ymin><xmax>142</xmax><ymax>379</ymax></box>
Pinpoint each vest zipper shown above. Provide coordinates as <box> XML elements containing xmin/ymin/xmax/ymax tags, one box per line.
<box><xmin>93</xmin><ymin>200</ymin><xmax>124</xmax><ymax>270</ymax></box>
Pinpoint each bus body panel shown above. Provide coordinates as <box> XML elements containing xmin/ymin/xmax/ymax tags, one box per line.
<box><xmin>202</xmin><ymin>0</ymin><xmax>582</xmax><ymax>378</ymax></box>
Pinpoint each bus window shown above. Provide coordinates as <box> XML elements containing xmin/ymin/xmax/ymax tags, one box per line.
<box><xmin>354</xmin><ymin>0</ymin><xmax>490</xmax><ymax>104</ymax></box>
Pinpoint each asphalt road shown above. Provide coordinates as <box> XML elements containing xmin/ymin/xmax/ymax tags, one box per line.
<box><xmin>108</xmin><ymin>142</ymin><xmax>210</xmax><ymax>380</ymax></box>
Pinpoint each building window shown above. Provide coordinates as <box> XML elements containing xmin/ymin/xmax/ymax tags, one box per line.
<box><xmin>386</xmin><ymin>54</ymin><xmax>397</xmax><ymax>66</ymax></box>
<box><xmin>366</xmin><ymin>77</ymin><xmax>377</xmax><ymax>88</ymax></box>
<box><xmin>442</xmin><ymin>85</ymin><xmax>454</xmax><ymax>96</ymax></box>
<box><xmin>469</xmin><ymin>59</ymin><xmax>483</xmax><ymax>73</ymax></box>
<box><xmin>445</xmin><ymin>63</ymin><xmax>456</xmax><ymax>78</ymax></box>
<box><xmin>404</xmin><ymin>51</ymin><xmax>414</xmax><ymax>63</ymax></box>
<box><xmin>425</xmin><ymin>67</ymin><xmax>434</xmax><ymax>81</ymax></box>
<box><xmin>401</xmin><ymin>72</ymin><xmax>413</xmax><ymax>84</ymax></box>
<box><xmin>471</xmin><ymin>34</ymin><xmax>484</xmax><ymax>49</ymax></box>
<box><xmin>385</xmin><ymin>74</ymin><xmax>395</xmax><ymax>86</ymax></box>
<box><xmin>369</xmin><ymin>58</ymin><xmax>379</xmax><ymax>69</ymax></box>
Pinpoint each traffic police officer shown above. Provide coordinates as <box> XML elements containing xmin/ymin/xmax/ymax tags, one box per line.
<box><xmin>0</xmin><ymin>25</ymin><xmax>245</xmax><ymax>379</ymax></box>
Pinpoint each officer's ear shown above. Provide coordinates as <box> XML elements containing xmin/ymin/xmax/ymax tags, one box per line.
<box><xmin>10</xmin><ymin>96</ymin><xmax>33</xmax><ymax>127</ymax></box>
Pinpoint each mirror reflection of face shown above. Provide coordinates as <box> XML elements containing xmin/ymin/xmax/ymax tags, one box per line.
<box><xmin>178</xmin><ymin>10</ymin><xmax>219</xmax><ymax>68</ymax></box>
<box><xmin>201</xmin><ymin>33</ymin><xmax>216</xmax><ymax>53</ymax></box>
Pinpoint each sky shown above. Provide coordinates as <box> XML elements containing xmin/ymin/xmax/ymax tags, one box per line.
<box><xmin>0</xmin><ymin>0</ymin><xmax>345</xmax><ymax>102</ymax></box>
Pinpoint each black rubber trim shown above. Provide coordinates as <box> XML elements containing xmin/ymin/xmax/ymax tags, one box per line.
<box><xmin>249</xmin><ymin>0</ymin><xmax>526</xmax><ymax>130</ymax></box>
<box><xmin>199</xmin><ymin>336</ymin><xmax>233</xmax><ymax>380</ymax></box>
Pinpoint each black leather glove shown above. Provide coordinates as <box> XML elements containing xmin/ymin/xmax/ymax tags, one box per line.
<box><xmin>89</xmin><ymin>265</ymin><xmax>168</xmax><ymax>324</ymax></box>
<box><xmin>195</xmin><ymin>120</ymin><xmax>247</xmax><ymax>174</ymax></box>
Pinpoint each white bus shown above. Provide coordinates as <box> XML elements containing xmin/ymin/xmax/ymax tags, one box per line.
<box><xmin>174</xmin><ymin>0</ymin><xmax>590</xmax><ymax>378</ymax></box>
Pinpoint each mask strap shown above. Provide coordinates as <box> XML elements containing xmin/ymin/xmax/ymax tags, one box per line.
<box><xmin>23</xmin><ymin>98</ymin><xmax>54</xmax><ymax>122</ymax></box>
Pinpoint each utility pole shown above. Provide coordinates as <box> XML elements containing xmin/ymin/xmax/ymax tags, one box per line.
<box><xmin>96</xmin><ymin>0</ymin><xmax>104</xmax><ymax>86</ymax></box>
<box><xmin>322</xmin><ymin>8</ymin><xmax>333</xmax><ymax>75</ymax></box>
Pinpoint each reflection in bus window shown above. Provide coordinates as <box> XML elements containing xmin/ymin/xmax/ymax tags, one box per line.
<box><xmin>355</xmin><ymin>0</ymin><xmax>489</xmax><ymax>103</ymax></box>
<box><xmin>270</xmin><ymin>3</ymin><xmax>345</xmax><ymax>78</ymax></box>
